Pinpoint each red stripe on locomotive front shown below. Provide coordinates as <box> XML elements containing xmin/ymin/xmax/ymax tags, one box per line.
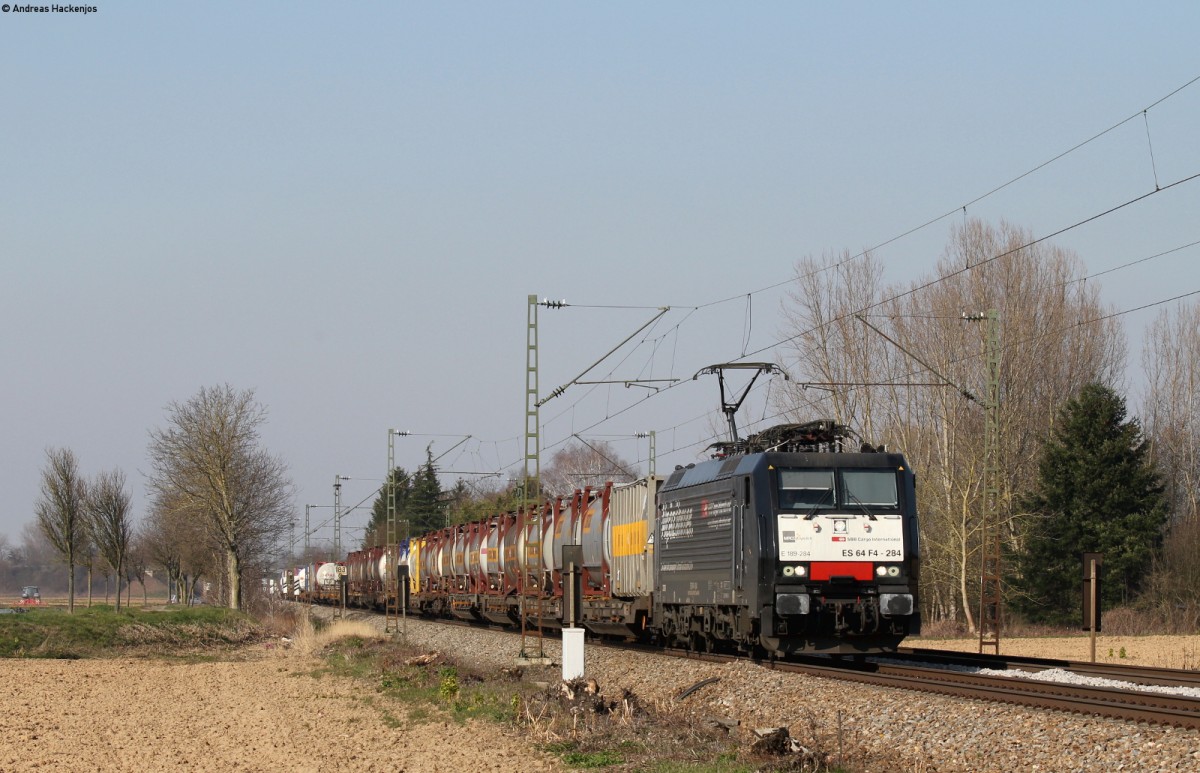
<box><xmin>809</xmin><ymin>562</ymin><xmax>874</xmax><ymax>581</ymax></box>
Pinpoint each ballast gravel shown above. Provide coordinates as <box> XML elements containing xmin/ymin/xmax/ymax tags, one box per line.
<box><xmin>358</xmin><ymin>612</ymin><xmax>1200</xmax><ymax>773</ymax></box>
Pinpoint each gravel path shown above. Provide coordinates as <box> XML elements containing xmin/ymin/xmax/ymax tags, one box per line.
<box><xmin>347</xmin><ymin>610</ymin><xmax>1200</xmax><ymax>772</ymax></box>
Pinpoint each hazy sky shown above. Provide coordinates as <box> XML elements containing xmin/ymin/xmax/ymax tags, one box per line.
<box><xmin>3</xmin><ymin>3</ymin><xmax>1198</xmax><ymax>553</ymax></box>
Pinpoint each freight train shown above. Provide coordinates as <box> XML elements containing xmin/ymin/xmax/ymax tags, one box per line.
<box><xmin>282</xmin><ymin>420</ymin><xmax>920</xmax><ymax>655</ymax></box>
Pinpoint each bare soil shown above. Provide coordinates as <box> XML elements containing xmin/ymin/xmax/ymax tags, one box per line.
<box><xmin>0</xmin><ymin>644</ymin><xmax>562</xmax><ymax>773</ymax></box>
<box><xmin>3</xmin><ymin>628</ymin><xmax>1198</xmax><ymax>772</ymax></box>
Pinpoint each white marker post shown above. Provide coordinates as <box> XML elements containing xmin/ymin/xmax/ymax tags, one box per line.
<box><xmin>562</xmin><ymin>545</ymin><xmax>585</xmax><ymax>681</ymax></box>
<box><xmin>562</xmin><ymin>626</ymin><xmax>585</xmax><ymax>680</ymax></box>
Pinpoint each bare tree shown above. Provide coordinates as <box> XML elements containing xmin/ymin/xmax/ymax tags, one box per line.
<box><xmin>1143</xmin><ymin>301</ymin><xmax>1200</xmax><ymax>523</ymax></box>
<box><xmin>75</xmin><ymin>512</ymin><xmax>103</xmax><ymax>607</ymax></box>
<box><xmin>0</xmin><ymin>533</ymin><xmax>12</xmax><ymax>593</ymax></box>
<box><xmin>900</xmin><ymin>222</ymin><xmax>1122</xmax><ymax>628</ymax></box>
<box><xmin>1141</xmin><ymin>302</ymin><xmax>1200</xmax><ymax>624</ymax></box>
<box><xmin>85</xmin><ymin>469</ymin><xmax>133</xmax><ymax>611</ymax></box>
<box><xmin>146</xmin><ymin>385</ymin><xmax>294</xmax><ymax>610</ymax></box>
<box><xmin>775</xmin><ymin>219</ymin><xmax>1125</xmax><ymax>629</ymax></box>
<box><xmin>143</xmin><ymin>481</ymin><xmax>220</xmax><ymax>606</ymax></box>
<box><xmin>125</xmin><ymin>530</ymin><xmax>152</xmax><ymax>607</ymax></box>
<box><xmin>141</xmin><ymin>496</ymin><xmax>184</xmax><ymax>604</ymax></box>
<box><xmin>776</xmin><ymin>248</ymin><xmax>893</xmax><ymax>437</ymax></box>
<box><xmin>34</xmin><ymin>448</ymin><xmax>87</xmax><ymax>613</ymax></box>
<box><xmin>540</xmin><ymin>439</ymin><xmax>637</xmax><ymax>498</ymax></box>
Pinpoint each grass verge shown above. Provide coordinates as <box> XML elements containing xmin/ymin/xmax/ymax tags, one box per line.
<box><xmin>313</xmin><ymin>633</ymin><xmax>844</xmax><ymax>772</ymax></box>
<box><xmin>0</xmin><ymin>605</ymin><xmax>261</xmax><ymax>658</ymax></box>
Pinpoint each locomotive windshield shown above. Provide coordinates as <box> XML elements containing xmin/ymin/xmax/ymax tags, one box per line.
<box><xmin>778</xmin><ymin>469</ymin><xmax>835</xmax><ymax>509</ymax></box>
<box><xmin>777</xmin><ymin>468</ymin><xmax>899</xmax><ymax>511</ymax></box>
<box><xmin>842</xmin><ymin>470</ymin><xmax>899</xmax><ymax>508</ymax></box>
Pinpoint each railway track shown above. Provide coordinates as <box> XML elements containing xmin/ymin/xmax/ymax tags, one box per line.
<box><xmin>313</xmin><ymin>605</ymin><xmax>1200</xmax><ymax>729</ymax></box>
<box><xmin>897</xmin><ymin>646</ymin><xmax>1200</xmax><ymax>690</ymax></box>
<box><xmin>651</xmin><ymin>641</ymin><xmax>1200</xmax><ymax>728</ymax></box>
<box><xmin>769</xmin><ymin>655</ymin><xmax>1200</xmax><ymax>729</ymax></box>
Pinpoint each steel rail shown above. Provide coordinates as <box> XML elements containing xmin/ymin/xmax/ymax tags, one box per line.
<box><xmin>756</xmin><ymin>656</ymin><xmax>1200</xmax><ymax>729</ymax></box>
<box><xmin>655</xmin><ymin>646</ymin><xmax>1200</xmax><ymax>728</ymax></box>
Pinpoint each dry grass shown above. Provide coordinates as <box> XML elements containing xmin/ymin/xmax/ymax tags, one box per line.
<box><xmin>116</xmin><ymin>619</ymin><xmax>262</xmax><ymax>648</ymax></box>
<box><xmin>912</xmin><ymin>632</ymin><xmax>1200</xmax><ymax>669</ymax></box>
<box><xmin>286</xmin><ymin>613</ymin><xmax>385</xmax><ymax>657</ymax></box>
<box><xmin>511</xmin><ymin>676</ymin><xmax>834</xmax><ymax>771</ymax></box>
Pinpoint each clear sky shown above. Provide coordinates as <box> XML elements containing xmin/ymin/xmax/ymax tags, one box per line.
<box><xmin>3</xmin><ymin>3</ymin><xmax>1198</xmax><ymax>553</ymax></box>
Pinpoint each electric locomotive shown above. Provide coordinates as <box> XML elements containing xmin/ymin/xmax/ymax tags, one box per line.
<box><xmin>655</xmin><ymin>420</ymin><xmax>920</xmax><ymax>655</ymax></box>
<box><xmin>287</xmin><ymin>419</ymin><xmax>920</xmax><ymax>656</ymax></box>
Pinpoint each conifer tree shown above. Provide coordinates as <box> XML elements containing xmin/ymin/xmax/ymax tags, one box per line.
<box><xmin>364</xmin><ymin>448</ymin><xmax>445</xmax><ymax>545</ymax></box>
<box><xmin>364</xmin><ymin>467</ymin><xmax>411</xmax><ymax>547</ymax></box>
<box><xmin>409</xmin><ymin>448</ymin><xmax>445</xmax><ymax>534</ymax></box>
<box><xmin>1012</xmin><ymin>383</ymin><xmax>1167</xmax><ymax>624</ymax></box>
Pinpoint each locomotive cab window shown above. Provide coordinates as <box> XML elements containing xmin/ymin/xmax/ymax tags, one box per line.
<box><xmin>842</xmin><ymin>470</ymin><xmax>899</xmax><ymax>509</ymax></box>
<box><xmin>778</xmin><ymin>469</ymin><xmax>834</xmax><ymax>509</ymax></box>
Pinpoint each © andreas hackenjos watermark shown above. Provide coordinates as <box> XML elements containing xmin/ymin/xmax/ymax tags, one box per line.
<box><xmin>1</xmin><ymin>4</ymin><xmax>99</xmax><ymax>13</ymax></box>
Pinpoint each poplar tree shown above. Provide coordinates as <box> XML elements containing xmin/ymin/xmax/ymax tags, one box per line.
<box><xmin>34</xmin><ymin>447</ymin><xmax>86</xmax><ymax>613</ymax></box>
<box><xmin>85</xmin><ymin>469</ymin><xmax>133</xmax><ymax>611</ymax></box>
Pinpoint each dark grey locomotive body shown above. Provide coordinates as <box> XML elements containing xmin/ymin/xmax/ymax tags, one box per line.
<box><xmin>655</xmin><ymin>445</ymin><xmax>920</xmax><ymax>654</ymax></box>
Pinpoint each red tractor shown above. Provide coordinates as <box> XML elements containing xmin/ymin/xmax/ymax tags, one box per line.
<box><xmin>18</xmin><ymin>586</ymin><xmax>42</xmax><ymax>606</ymax></box>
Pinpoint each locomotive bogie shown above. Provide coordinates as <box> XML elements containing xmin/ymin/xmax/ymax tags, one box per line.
<box><xmin>656</xmin><ymin>603</ymin><xmax>753</xmax><ymax>652</ymax></box>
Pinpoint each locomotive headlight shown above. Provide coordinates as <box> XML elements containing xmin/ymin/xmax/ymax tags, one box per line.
<box><xmin>782</xmin><ymin>565</ymin><xmax>795</xmax><ymax>577</ymax></box>
<box><xmin>876</xmin><ymin>565</ymin><xmax>888</xmax><ymax>577</ymax></box>
<box><xmin>887</xmin><ymin>565</ymin><xmax>901</xmax><ymax>577</ymax></box>
<box><xmin>795</xmin><ymin>565</ymin><xmax>807</xmax><ymax>577</ymax></box>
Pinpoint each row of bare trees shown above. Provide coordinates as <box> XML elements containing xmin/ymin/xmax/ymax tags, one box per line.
<box><xmin>775</xmin><ymin>219</ymin><xmax>1137</xmax><ymax>628</ymax></box>
<box><xmin>34</xmin><ymin>383</ymin><xmax>634</xmax><ymax>609</ymax></box>
<box><xmin>1140</xmin><ymin>302</ymin><xmax>1200</xmax><ymax>627</ymax></box>
<box><xmin>32</xmin><ymin>385</ymin><xmax>294</xmax><ymax>613</ymax></box>
<box><xmin>34</xmin><ymin>448</ymin><xmax>134</xmax><ymax>612</ymax></box>
<box><xmin>144</xmin><ymin>385</ymin><xmax>294</xmax><ymax>610</ymax></box>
